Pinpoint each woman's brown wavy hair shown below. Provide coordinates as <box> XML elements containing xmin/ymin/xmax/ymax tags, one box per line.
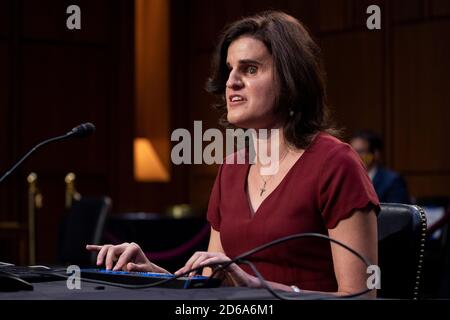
<box><xmin>206</xmin><ymin>11</ymin><xmax>339</xmax><ymax>149</ymax></box>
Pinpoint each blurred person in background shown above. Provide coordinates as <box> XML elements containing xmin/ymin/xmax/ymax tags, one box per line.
<box><xmin>350</xmin><ymin>129</ymin><xmax>410</xmax><ymax>204</ymax></box>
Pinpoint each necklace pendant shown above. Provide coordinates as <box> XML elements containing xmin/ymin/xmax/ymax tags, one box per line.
<box><xmin>260</xmin><ymin>180</ymin><xmax>267</xmax><ymax>197</ymax></box>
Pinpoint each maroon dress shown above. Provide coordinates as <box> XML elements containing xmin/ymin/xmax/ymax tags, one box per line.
<box><xmin>206</xmin><ymin>132</ymin><xmax>380</xmax><ymax>292</ymax></box>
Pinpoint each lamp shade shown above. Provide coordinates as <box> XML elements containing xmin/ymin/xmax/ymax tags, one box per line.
<box><xmin>134</xmin><ymin>138</ymin><xmax>170</xmax><ymax>182</ymax></box>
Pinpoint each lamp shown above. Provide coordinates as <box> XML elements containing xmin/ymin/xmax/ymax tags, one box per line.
<box><xmin>134</xmin><ymin>137</ymin><xmax>170</xmax><ymax>182</ymax></box>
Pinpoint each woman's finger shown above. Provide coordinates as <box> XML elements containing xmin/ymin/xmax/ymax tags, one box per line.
<box><xmin>105</xmin><ymin>247</ymin><xmax>118</xmax><ymax>270</ymax></box>
<box><xmin>183</xmin><ymin>252</ymin><xmax>203</xmax><ymax>269</ymax></box>
<box><xmin>113</xmin><ymin>245</ymin><xmax>139</xmax><ymax>271</ymax></box>
<box><xmin>176</xmin><ymin>252</ymin><xmax>227</xmax><ymax>276</ymax></box>
<box><xmin>96</xmin><ymin>245</ymin><xmax>113</xmax><ymax>266</ymax></box>
<box><xmin>86</xmin><ymin>244</ymin><xmax>102</xmax><ymax>251</ymax></box>
<box><xmin>126</xmin><ymin>262</ymin><xmax>153</xmax><ymax>273</ymax></box>
<box><xmin>199</xmin><ymin>257</ymin><xmax>226</xmax><ymax>268</ymax></box>
<box><xmin>189</xmin><ymin>254</ymin><xmax>213</xmax><ymax>276</ymax></box>
<box><xmin>192</xmin><ymin>253</ymin><xmax>226</xmax><ymax>276</ymax></box>
<box><xmin>199</xmin><ymin>257</ymin><xmax>232</xmax><ymax>277</ymax></box>
<box><xmin>174</xmin><ymin>265</ymin><xmax>191</xmax><ymax>276</ymax></box>
<box><xmin>175</xmin><ymin>252</ymin><xmax>203</xmax><ymax>276</ymax></box>
<box><xmin>104</xmin><ymin>244</ymin><xmax>128</xmax><ymax>270</ymax></box>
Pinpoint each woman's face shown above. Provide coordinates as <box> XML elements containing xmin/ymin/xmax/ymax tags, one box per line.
<box><xmin>225</xmin><ymin>36</ymin><xmax>280</xmax><ymax>129</ymax></box>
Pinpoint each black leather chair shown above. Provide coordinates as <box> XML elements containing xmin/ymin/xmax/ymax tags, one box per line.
<box><xmin>57</xmin><ymin>196</ymin><xmax>112</xmax><ymax>267</ymax></box>
<box><xmin>377</xmin><ymin>203</ymin><xmax>427</xmax><ymax>299</ymax></box>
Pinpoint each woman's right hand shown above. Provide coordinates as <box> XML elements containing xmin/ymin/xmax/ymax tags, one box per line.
<box><xmin>86</xmin><ymin>242</ymin><xmax>170</xmax><ymax>274</ymax></box>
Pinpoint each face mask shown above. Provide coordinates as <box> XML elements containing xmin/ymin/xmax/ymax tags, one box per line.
<box><xmin>360</xmin><ymin>153</ymin><xmax>374</xmax><ymax>168</ymax></box>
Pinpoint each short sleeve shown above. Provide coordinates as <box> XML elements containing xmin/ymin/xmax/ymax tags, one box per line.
<box><xmin>319</xmin><ymin>144</ymin><xmax>380</xmax><ymax>229</ymax></box>
<box><xmin>206</xmin><ymin>164</ymin><xmax>224</xmax><ymax>231</ymax></box>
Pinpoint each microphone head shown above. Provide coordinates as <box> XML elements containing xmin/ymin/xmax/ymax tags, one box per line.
<box><xmin>68</xmin><ymin>122</ymin><xmax>96</xmax><ymax>138</ymax></box>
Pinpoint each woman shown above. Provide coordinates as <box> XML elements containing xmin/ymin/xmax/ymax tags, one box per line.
<box><xmin>87</xmin><ymin>11</ymin><xmax>379</xmax><ymax>296</ymax></box>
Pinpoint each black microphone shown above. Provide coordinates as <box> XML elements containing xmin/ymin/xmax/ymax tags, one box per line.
<box><xmin>67</xmin><ymin>122</ymin><xmax>96</xmax><ymax>138</ymax></box>
<box><xmin>0</xmin><ymin>122</ymin><xmax>96</xmax><ymax>184</ymax></box>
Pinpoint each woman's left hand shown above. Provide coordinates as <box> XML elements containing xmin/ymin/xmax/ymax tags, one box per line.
<box><xmin>174</xmin><ymin>251</ymin><xmax>260</xmax><ymax>288</ymax></box>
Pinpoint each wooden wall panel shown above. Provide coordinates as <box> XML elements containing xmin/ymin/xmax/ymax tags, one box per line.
<box><xmin>406</xmin><ymin>174</ymin><xmax>450</xmax><ymax>199</ymax></box>
<box><xmin>240</xmin><ymin>0</ymin><xmax>296</xmax><ymax>17</ymax></box>
<box><xmin>0</xmin><ymin>44</ymin><xmax>9</xmax><ymax>171</ymax></box>
<box><xmin>316</xmin><ymin>0</ymin><xmax>350</xmax><ymax>33</ymax></box>
<box><xmin>20</xmin><ymin>45</ymin><xmax>110</xmax><ymax>175</ymax></box>
<box><xmin>393</xmin><ymin>21</ymin><xmax>450</xmax><ymax>174</ymax></box>
<box><xmin>392</xmin><ymin>0</ymin><xmax>425</xmax><ymax>23</ymax></box>
<box><xmin>321</xmin><ymin>31</ymin><xmax>384</xmax><ymax>139</ymax></box>
<box><xmin>188</xmin><ymin>0</ymin><xmax>240</xmax><ymax>53</ymax></box>
<box><xmin>0</xmin><ymin>44</ymin><xmax>10</xmax><ymax>222</ymax></box>
<box><xmin>107</xmin><ymin>0</ymin><xmax>136</xmax><ymax>215</ymax></box>
<box><xmin>431</xmin><ymin>0</ymin><xmax>450</xmax><ymax>17</ymax></box>
<box><xmin>0</xmin><ymin>0</ymin><xmax>135</xmax><ymax>264</ymax></box>
<box><xmin>187</xmin><ymin>0</ymin><xmax>311</xmax><ymax>53</ymax></box>
<box><xmin>187</xmin><ymin>50</ymin><xmax>223</xmax><ymax>208</ymax></box>
<box><xmin>188</xmin><ymin>52</ymin><xmax>218</xmax><ymax>127</ymax></box>
<box><xmin>285</xmin><ymin>2</ymin><xmax>317</xmax><ymax>32</ymax></box>
<box><xmin>0</xmin><ymin>0</ymin><xmax>10</xmax><ymax>37</ymax></box>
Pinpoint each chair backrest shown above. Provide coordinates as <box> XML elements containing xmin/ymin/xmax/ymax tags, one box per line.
<box><xmin>57</xmin><ymin>196</ymin><xmax>112</xmax><ymax>267</ymax></box>
<box><xmin>377</xmin><ymin>203</ymin><xmax>427</xmax><ymax>299</ymax></box>
<box><xmin>415</xmin><ymin>197</ymin><xmax>450</xmax><ymax>298</ymax></box>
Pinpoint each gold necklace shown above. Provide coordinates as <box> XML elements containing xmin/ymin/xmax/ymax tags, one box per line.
<box><xmin>258</xmin><ymin>149</ymin><xmax>289</xmax><ymax>197</ymax></box>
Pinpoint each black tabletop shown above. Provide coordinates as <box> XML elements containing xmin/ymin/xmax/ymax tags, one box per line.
<box><xmin>0</xmin><ymin>280</ymin><xmax>331</xmax><ymax>300</ymax></box>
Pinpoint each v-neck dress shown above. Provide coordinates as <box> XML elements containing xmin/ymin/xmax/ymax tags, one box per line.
<box><xmin>206</xmin><ymin>132</ymin><xmax>380</xmax><ymax>292</ymax></box>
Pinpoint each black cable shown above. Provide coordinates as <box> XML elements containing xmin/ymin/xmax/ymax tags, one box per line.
<box><xmin>237</xmin><ymin>232</ymin><xmax>371</xmax><ymax>267</ymax></box>
<box><xmin>239</xmin><ymin>259</ymin><xmax>289</xmax><ymax>300</ymax></box>
<box><xmin>33</xmin><ymin>232</ymin><xmax>374</xmax><ymax>298</ymax></box>
<box><xmin>240</xmin><ymin>259</ymin><xmax>371</xmax><ymax>300</ymax></box>
<box><xmin>205</xmin><ymin>232</ymin><xmax>374</xmax><ymax>299</ymax></box>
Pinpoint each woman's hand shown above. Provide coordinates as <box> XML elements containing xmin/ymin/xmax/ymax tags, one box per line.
<box><xmin>86</xmin><ymin>242</ymin><xmax>169</xmax><ymax>274</ymax></box>
<box><xmin>174</xmin><ymin>251</ymin><xmax>260</xmax><ymax>288</ymax></box>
